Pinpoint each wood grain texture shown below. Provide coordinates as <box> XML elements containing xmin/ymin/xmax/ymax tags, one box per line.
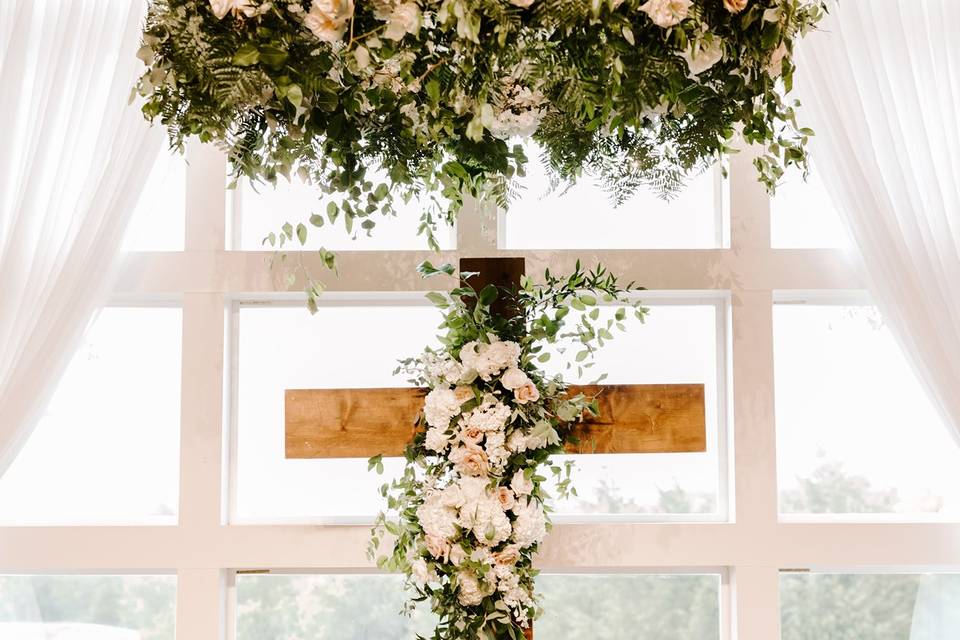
<box><xmin>459</xmin><ymin>257</ymin><xmax>525</xmax><ymax>319</ymax></box>
<box><xmin>285</xmin><ymin>384</ymin><xmax>705</xmax><ymax>458</ymax></box>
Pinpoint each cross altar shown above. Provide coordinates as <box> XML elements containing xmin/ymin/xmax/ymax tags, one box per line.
<box><xmin>283</xmin><ymin>257</ymin><xmax>707</xmax><ymax>637</ymax></box>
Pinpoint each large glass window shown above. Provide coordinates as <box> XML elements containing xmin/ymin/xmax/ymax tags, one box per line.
<box><xmin>502</xmin><ymin>142</ymin><xmax>723</xmax><ymax>249</ymax></box>
<box><xmin>0</xmin><ymin>575</ymin><xmax>176</xmax><ymax>640</ymax></box>
<box><xmin>0</xmin><ymin>307</ymin><xmax>182</xmax><ymax>524</ymax></box>
<box><xmin>774</xmin><ymin>302</ymin><xmax>960</xmax><ymax>518</ymax></box>
<box><xmin>770</xmin><ymin>164</ymin><xmax>849</xmax><ymax>249</ymax></box>
<box><xmin>236</xmin><ymin>573</ymin><xmax>721</xmax><ymax>640</ymax></box>
<box><xmin>124</xmin><ymin>151</ymin><xmax>187</xmax><ymax>251</ymax></box>
<box><xmin>781</xmin><ymin>572</ymin><xmax>960</xmax><ymax>639</ymax></box>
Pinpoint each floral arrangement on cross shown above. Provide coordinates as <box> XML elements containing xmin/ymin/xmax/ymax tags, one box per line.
<box><xmin>367</xmin><ymin>261</ymin><xmax>645</xmax><ymax>639</ymax></box>
<box><xmin>136</xmin><ymin>0</ymin><xmax>826</xmax><ymax>308</ymax></box>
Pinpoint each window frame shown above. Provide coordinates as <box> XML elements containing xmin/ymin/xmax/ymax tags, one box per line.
<box><xmin>2</xmin><ymin>140</ymin><xmax>959</xmax><ymax>640</ymax></box>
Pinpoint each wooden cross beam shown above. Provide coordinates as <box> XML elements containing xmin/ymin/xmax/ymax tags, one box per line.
<box><xmin>284</xmin><ymin>258</ymin><xmax>706</xmax><ymax>459</ymax></box>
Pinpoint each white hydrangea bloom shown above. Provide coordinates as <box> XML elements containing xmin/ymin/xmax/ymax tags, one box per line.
<box><xmin>465</xmin><ymin>401</ymin><xmax>512</xmax><ymax>432</ymax></box>
<box><xmin>511</xmin><ymin>497</ymin><xmax>547</xmax><ymax>548</ymax></box>
<box><xmin>423</xmin><ymin>387</ymin><xmax>462</xmax><ymax>429</ymax></box>
<box><xmin>416</xmin><ymin>493</ymin><xmax>458</xmax><ymax>540</ymax></box>
<box><xmin>461</xmin><ymin>338</ymin><xmax>521</xmax><ymax>380</ymax></box>
<box><xmin>506</xmin><ymin>430</ymin><xmax>529</xmax><ymax>453</ymax></box>
<box><xmin>456</xmin><ymin>570</ymin><xmax>492</xmax><ymax>606</ymax></box>
<box><xmin>458</xmin><ymin>496</ymin><xmax>512</xmax><ymax>546</ymax></box>
<box><xmin>510</xmin><ymin>469</ymin><xmax>534</xmax><ymax>496</ymax></box>
<box><xmin>424</xmin><ymin>427</ymin><xmax>450</xmax><ymax>453</ymax></box>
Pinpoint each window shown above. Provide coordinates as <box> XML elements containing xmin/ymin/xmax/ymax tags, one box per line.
<box><xmin>770</xmin><ymin>164</ymin><xmax>849</xmax><ymax>248</ymax></box>
<box><xmin>124</xmin><ymin>151</ymin><xmax>187</xmax><ymax>251</ymax></box>
<box><xmin>0</xmin><ymin>306</ymin><xmax>182</xmax><ymax>525</ymax></box>
<box><xmin>774</xmin><ymin>302</ymin><xmax>960</xmax><ymax>519</ymax></box>
<box><xmin>233</xmin><ymin>175</ymin><xmax>456</xmax><ymax>251</ymax></box>
<box><xmin>0</xmin><ymin>574</ymin><xmax>176</xmax><ymax>639</ymax></box>
<box><xmin>236</xmin><ymin>572</ymin><xmax>721</xmax><ymax>640</ymax></box>
<box><xmin>780</xmin><ymin>572</ymin><xmax>960</xmax><ymax>639</ymax></box>
<box><xmin>502</xmin><ymin>142</ymin><xmax>724</xmax><ymax>249</ymax></box>
<box><xmin>12</xmin><ymin>141</ymin><xmax>959</xmax><ymax>640</ymax></box>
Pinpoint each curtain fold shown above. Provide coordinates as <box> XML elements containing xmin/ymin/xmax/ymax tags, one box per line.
<box><xmin>0</xmin><ymin>0</ymin><xmax>162</xmax><ymax>475</ymax></box>
<box><xmin>795</xmin><ymin>4</ymin><xmax>960</xmax><ymax>634</ymax></box>
<box><xmin>794</xmin><ymin>1</ymin><xmax>960</xmax><ymax>447</ymax></box>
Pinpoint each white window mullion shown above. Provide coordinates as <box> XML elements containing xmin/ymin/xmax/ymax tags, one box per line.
<box><xmin>177</xmin><ymin>567</ymin><xmax>227</xmax><ymax>639</ymax></box>
<box><xmin>732</xmin><ymin>565</ymin><xmax>781</xmax><ymax>640</ymax></box>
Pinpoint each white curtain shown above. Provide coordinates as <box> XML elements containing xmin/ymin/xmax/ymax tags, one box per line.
<box><xmin>0</xmin><ymin>1</ymin><xmax>162</xmax><ymax>475</ymax></box>
<box><xmin>795</xmin><ymin>1</ymin><xmax>960</xmax><ymax>446</ymax></box>
<box><xmin>795</xmin><ymin>2</ymin><xmax>960</xmax><ymax>634</ymax></box>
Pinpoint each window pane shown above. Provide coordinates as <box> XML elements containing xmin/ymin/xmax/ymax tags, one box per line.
<box><xmin>234</xmin><ymin>300</ymin><xmax>722</xmax><ymax>521</ymax></box>
<box><xmin>775</xmin><ymin>304</ymin><xmax>960</xmax><ymax>517</ymax></box>
<box><xmin>544</xmin><ymin>303</ymin><xmax>723</xmax><ymax>518</ymax></box>
<box><xmin>237</xmin><ymin>573</ymin><xmax>720</xmax><ymax>640</ymax></box>
<box><xmin>124</xmin><ymin>150</ymin><xmax>186</xmax><ymax>251</ymax></box>
<box><xmin>781</xmin><ymin>573</ymin><xmax>960</xmax><ymax>640</ymax></box>
<box><xmin>0</xmin><ymin>307</ymin><xmax>182</xmax><ymax>524</ymax></box>
<box><xmin>503</xmin><ymin>142</ymin><xmax>721</xmax><ymax>249</ymax></box>
<box><xmin>234</xmin><ymin>302</ymin><xmax>442</xmax><ymax>521</ymax></box>
<box><xmin>0</xmin><ymin>575</ymin><xmax>176</xmax><ymax>639</ymax></box>
<box><xmin>770</xmin><ymin>164</ymin><xmax>849</xmax><ymax>248</ymax></box>
<box><xmin>235</xmin><ymin>176</ymin><xmax>455</xmax><ymax>251</ymax></box>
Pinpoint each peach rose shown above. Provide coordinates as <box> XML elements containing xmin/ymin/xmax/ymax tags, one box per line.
<box><xmin>514</xmin><ymin>382</ymin><xmax>540</xmax><ymax>404</ymax></box>
<box><xmin>424</xmin><ymin>534</ymin><xmax>450</xmax><ymax>561</ymax></box>
<box><xmin>723</xmin><ymin>0</ymin><xmax>748</xmax><ymax>13</ymax></box>
<box><xmin>496</xmin><ymin>487</ymin><xmax>516</xmax><ymax>511</ymax></box>
<box><xmin>492</xmin><ymin>544</ymin><xmax>521</xmax><ymax>565</ymax></box>
<box><xmin>459</xmin><ymin>424</ymin><xmax>485</xmax><ymax>446</ymax></box>
<box><xmin>450</xmin><ymin>445</ymin><xmax>490</xmax><ymax>477</ymax></box>
<box><xmin>454</xmin><ymin>385</ymin><xmax>475</xmax><ymax>404</ymax></box>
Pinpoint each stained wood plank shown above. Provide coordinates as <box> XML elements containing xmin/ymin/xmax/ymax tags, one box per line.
<box><xmin>285</xmin><ymin>384</ymin><xmax>705</xmax><ymax>459</ymax></box>
<box><xmin>459</xmin><ymin>257</ymin><xmax>525</xmax><ymax>319</ymax></box>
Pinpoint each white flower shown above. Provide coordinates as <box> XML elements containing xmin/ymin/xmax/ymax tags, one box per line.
<box><xmin>511</xmin><ymin>497</ymin><xmax>547</xmax><ymax>548</ymax></box>
<box><xmin>723</xmin><ymin>0</ymin><xmax>748</xmax><ymax>13</ymax></box>
<box><xmin>458</xmin><ymin>423</ymin><xmax>485</xmax><ymax>446</ymax></box>
<box><xmin>424</xmin><ymin>534</ymin><xmax>450</xmax><ymax>561</ymax></box>
<box><xmin>304</xmin><ymin>0</ymin><xmax>354</xmax><ymax>42</ymax></box>
<box><xmin>492</xmin><ymin>544</ymin><xmax>521</xmax><ymax>566</ymax></box>
<box><xmin>383</xmin><ymin>2</ymin><xmax>421</xmax><ymax>41</ymax></box>
<box><xmin>456</xmin><ymin>476</ymin><xmax>491</xmax><ymax>502</ymax></box>
<box><xmin>500</xmin><ymin>367</ymin><xmax>531</xmax><ymax>390</ymax></box>
<box><xmin>513</xmin><ymin>383</ymin><xmax>540</xmax><ymax>405</ymax></box>
<box><xmin>457</xmin><ymin>570</ymin><xmax>493</xmax><ymax>606</ymax></box>
<box><xmin>639</xmin><ymin>0</ymin><xmax>692</xmax><ymax>28</ymax></box>
<box><xmin>416</xmin><ymin>493</ymin><xmax>458</xmax><ymax>540</ymax></box>
<box><xmin>461</xmin><ymin>339</ymin><xmax>521</xmax><ymax>380</ymax></box>
<box><xmin>425</xmin><ymin>427</ymin><xmax>450</xmax><ymax>453</ymax></box>
<box><xmin>681</xmin><ymin>38</ymin><xmax>725</xmax><ymax>76</ymax></box>
<box><xmin>465</xmin><ymin>401</ymin><xmax>512</xmax><ymax>432</ymax></box>
<box><xmin>506</xmin><ymin>430</ymin><xmax>528</xmax><ymax>453</ymax></box>
<box><xmin>766</xmin><ymin>41</ymin><xmax>789</xmax><ymax>77</ymax></box>
<box><xmin>510</xmin><ymin>469</ymin><xmax>534</xmax><ymax>496</ymax></box>
<box><xmin>509</xmin><ymin>0</ymin><xmax>535</xmax><ymax>6</ymax></box>
<box><xmin>424</xmin><ymin>388</ymin><xmax>462</xmax><ymax>429</ymax></box>
<box><xmin>449</xmin><ymin>544</ymin><xmax>467</xmax><ymax>566</ymax></box>
<box><xmin>458</xmin><ymin>496</ymin><xmax>512</xmax><ymax>546</ymax></box>
<box><xmin>354</xmin><ymin>45</ymin><xmax>371</xmax><ymax>70</ymax></box>
<box><xmin>450</xmin><ymin>445</ymin><xmax>490</xmax><ymax>477</ymax></box>
<box><xmin>489</xmin><ymin>108</ymin><xmax>544</xmax><ymax>139</ymax></box>
<box><xmin>209</xmin><ymin>0</ymin><xmax>256</xmax><ymax>19</ymax></box>
<box><xmin>410</xmin><ymin>558</ymin><xmax>433</xmax><ymax>587</ymax></box>
<box><xmin>495</xmin><ymin>486</ymin><xmax>516</xmax><ymax>511</ymax></box>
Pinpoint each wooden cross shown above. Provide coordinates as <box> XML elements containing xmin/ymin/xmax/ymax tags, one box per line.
<box><xmin>283</xmin><ymin>257</ymin><xmax>706</xmax><ymax>638</ymax></box>
<box><xmin>285</xmin><ymin>257</ymin><xmax>706</xmax><ymax>459</ymax></box>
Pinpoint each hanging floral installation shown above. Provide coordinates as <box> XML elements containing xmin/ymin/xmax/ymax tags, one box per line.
<box><xmin>135</xmin><ymin>0</ymin><xmax>826</xmax><ymax>304</ymax></box>
<box><xmin>367</xmin><ymin>261</ymin><xmax>644</xmax><ymax>639</ymax></box>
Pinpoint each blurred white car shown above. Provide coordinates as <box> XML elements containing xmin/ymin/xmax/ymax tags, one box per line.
<box><xmin>0</xmin><ymin>623</ymin><xmax>140</xmax><ymax>639</ymax></box>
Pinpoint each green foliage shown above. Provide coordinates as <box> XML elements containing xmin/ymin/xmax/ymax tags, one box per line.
<box><xmin>136</xmin><ymin>0</ymin><xmax>828</xmax><ymax>292</ymax></box>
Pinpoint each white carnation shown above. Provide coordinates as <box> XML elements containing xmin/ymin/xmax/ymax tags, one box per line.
<box><xmin>424</xmin><ymin>388</ymin><xmax>462</xmax><ymax>429</ymax></box>
<box><xmin>639</xmin><ymin>0</ymin><xmax>691</xmax><ymax>28</ymax></box>
<box><xmin>511</xmin><ymin>497</ymin><xmax>547</xmax><ymax>548</ymax></box>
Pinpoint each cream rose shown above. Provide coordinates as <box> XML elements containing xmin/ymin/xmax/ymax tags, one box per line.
<box><xmin>424</xmin><ymin>534</ymin><xmax>450</xmax><ymax>561</ymax></box>
<box><xmin>450</xmin><ymin>445</ymin><xmax>490</xmax><ymax>477</ymax></box>
<box><xmin>304</xmin><ymin>0</ymin><xmax>354</xmax><ymax>42</ymax></box>
<box><xmin>639</xmin><ymin>0</ymin><xmax>692</xmax><ymax>28</ymax></box>
<box><xmin>459</xmin><ymin>424</ymin><xmax>485</xmax><ymax>446</ymax></box>
<box><xmin>383</xmin><ymin>2</ymin><xmax>421</xmax><ymax>40</ymax></box>
<box><xmin>723</xmin><ymin>0</ymin><xmax>748</xmax><ymax>13</ymax></box>
<box><xmin>425</xmin><ymin>427</ymin><xmax>450</xmax><ymax>453</ymax></box>
<box><xmin>513</xmin><ymin>382</ymin><xmax>540</xmax><ymax>405</ymax></box>
<box><xmin>209</xmin><ymin>0</ymin><xmax>256</xmax><ymax>19</ymax></box>
<box><xmin>500</xmin><ymin>367</ymin><xmax>530</xmax><ymax>391</ymax></box>
<box><xmin>492</xmin><ymin>544</ymin><xmax>521</xmax><ymax>565</ymax></box>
